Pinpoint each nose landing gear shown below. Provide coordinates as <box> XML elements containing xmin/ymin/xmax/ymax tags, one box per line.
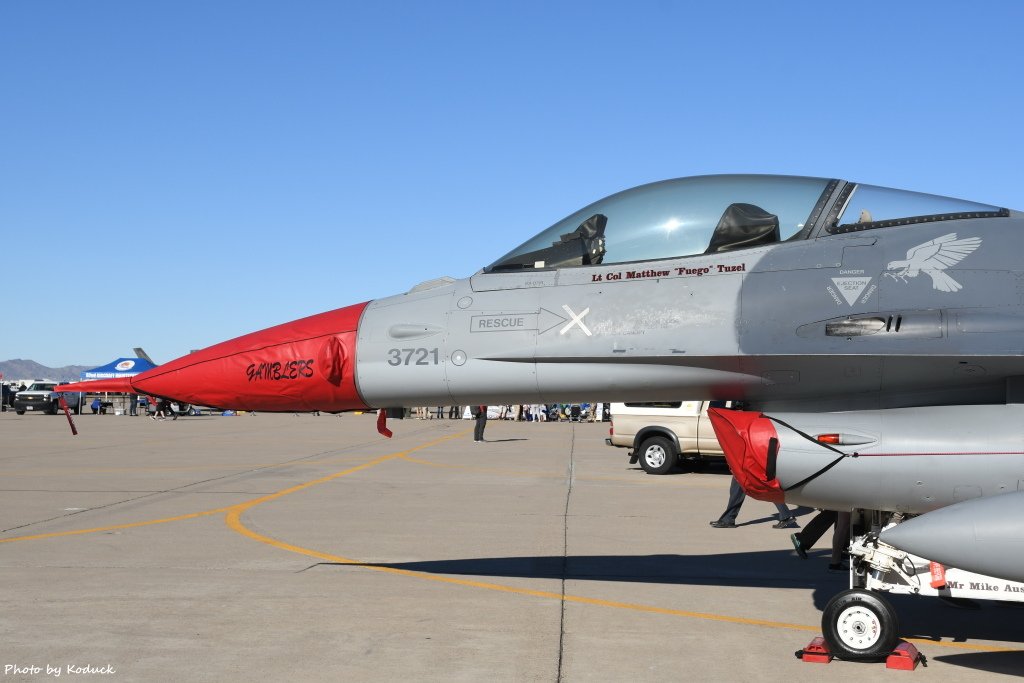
<box><xmin>798</xmin><ymin>589</ymin><xmax>924</xmax><ymax>669</ymax></box>
<box><xmin>821</xmin><ymin>589</ymin><xmax>899</xmax><ymax>659</ymax></box>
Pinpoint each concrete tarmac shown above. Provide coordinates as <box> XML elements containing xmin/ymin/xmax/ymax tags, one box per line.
<box><xmin>1</xmin><ymin>411</ymin><xmax>1021</xmax><ymax>681</ymax></box>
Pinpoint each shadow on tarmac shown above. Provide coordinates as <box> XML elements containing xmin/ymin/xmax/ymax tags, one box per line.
<box><xmin>928</xmin><ymin>650</ymin><xmax>1024</xmax><ymax>676</ymax></box>
<box><xmin>372</xmin><ymin>549</ymin><xmax>837</xmax><ymax>589</ymax></box>
<box><xmin>315</xmin><ymin>550</ymin><xmax>1023</xmax><ymax>660</ymax></box>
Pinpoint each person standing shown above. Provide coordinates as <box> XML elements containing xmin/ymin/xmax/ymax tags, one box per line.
<box><xmin>473</xmin><ymin>405</ymin><xmax>487</xmax><ymax>442</ymax></box>
<box><xmin>827</xmin><ymin>511</ymin><xmax>852</xmax><ymax>571</ymax></box>
<box><xmin>127</xmin><ymin>392</ymin><xmax>138</xmax><ymax>416</ymax></box>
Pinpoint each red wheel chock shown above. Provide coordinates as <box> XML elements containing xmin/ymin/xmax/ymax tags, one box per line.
<box><xmin>796</xmin><ymin>638</ymin><xmax>925</xmax><ymax>669</ymax></box>
<box><xmin>885</xmin><ymin>641</ymin><xmax>924</xmax><ymax>670</ymax></box>
<box><xmin>796</xmin><ymin>636</ymin><xmax>832</xmax><ymax>663</ymax></box>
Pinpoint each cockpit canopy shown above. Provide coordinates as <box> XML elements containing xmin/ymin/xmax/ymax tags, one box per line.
<box><xmin>485</xmin><ymin>174</ymin><xmax>1006</xmax><ymax>272</ymax></box>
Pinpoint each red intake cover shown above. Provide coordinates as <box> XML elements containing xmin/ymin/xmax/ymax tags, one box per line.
<box><xmin>707</xmin><ymin>408</ymin><xmax>785</xmax><ymax>503</ymax></box>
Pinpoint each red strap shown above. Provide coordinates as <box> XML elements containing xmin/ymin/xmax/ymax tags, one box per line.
<box><xmin>58</xmin><ymin>395</ymin><xmax>78</xmax><ymax>436</ymax></box>
<box><xmin>376</xmin><ymin>409</ymin><xmax>393</xmax><ymax>438</ymax></box>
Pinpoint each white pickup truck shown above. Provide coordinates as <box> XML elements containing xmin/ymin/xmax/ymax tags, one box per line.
<box><xmin>605</xmin><ymin>400</ymin><xmax>735</xmax><ymax>474</ymax></box>
<box><xmin>14</xmin><ymin>380</ymin><xmax>80</xmax><ymax>415</ymax></box>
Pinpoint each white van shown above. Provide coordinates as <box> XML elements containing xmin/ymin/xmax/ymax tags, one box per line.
<box><xmin>605</xmin><ymin>400</ymin><xmax>736</xmax><ymax>474</ymax></box>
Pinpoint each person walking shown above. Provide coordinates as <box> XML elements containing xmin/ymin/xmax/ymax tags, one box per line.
<box><xmin>710</xmin><ymin>475</ymin><xmax>799</xmax><ymax>529</ymax></box>
<box><xmin>790</xmin><ymin>510</ymin><xmax>851</xmax><ymax>570</ymax></box>
<box><xmin>472</xmin><ymin>405</ymin><xmax>487</xmax><ymax>442</ymax></box>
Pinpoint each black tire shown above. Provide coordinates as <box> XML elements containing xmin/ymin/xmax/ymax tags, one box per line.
<box><xmin>637</xmin><ymin>436</ymin><xmax>677</xmax><ymax>475</ymax></box>
<box><xmin>688</xmin><ymin>457</ymin><xmax>709</xmax><ymax>473</ymax></box>
<box><xmin>822</xmin><ymin>589</ymin><xmax>899</xmax><ymax>659</ymax></box>
<box><xmin>50</xmin><ymin>401</ymin><xmax>60</xmax><ymax>415</ymax></box>
<box><xmin>674</xmin><ymin>456</ymin><xmax>705</xmax><ymax>474</ymax></box>
<box><xmin>15</xmin><ymin>410</ymin><xmax>25</xmax><ymax>415</ymax></box>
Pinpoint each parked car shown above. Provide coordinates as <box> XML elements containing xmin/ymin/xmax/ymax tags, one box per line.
<box><xmin>14</xmin><ymin>381</ymin><xmax>81</xmax><ymax>415</ymax></box>
<box><xmin>605</xmin><ymin>400</ymin><xmax>739</xmax><ymax>474</ymax></box>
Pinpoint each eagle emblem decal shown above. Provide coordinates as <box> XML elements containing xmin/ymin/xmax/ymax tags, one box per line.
<box><xmin>885</xmin><ymin>233</ymin><xmax>981</xmax><ymax>293</ymax></box>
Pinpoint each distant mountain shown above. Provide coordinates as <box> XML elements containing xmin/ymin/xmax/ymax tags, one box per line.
<box><xmin>0</xmin><ymin>359</ymin><xmax>96</xmax><ymax>383</ymax></box>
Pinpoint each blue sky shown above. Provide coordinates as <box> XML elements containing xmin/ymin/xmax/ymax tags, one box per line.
<box><xmin>3</xmin><ymin>1</ymin><xmax>1023</xmax><ymax>367</ymax></box>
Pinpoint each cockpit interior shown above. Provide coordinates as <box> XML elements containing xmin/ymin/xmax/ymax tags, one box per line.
<box><xmin>485</xmin><ymin>174</ymin><xmax>1008</xmax><ymax>272</ymax></box>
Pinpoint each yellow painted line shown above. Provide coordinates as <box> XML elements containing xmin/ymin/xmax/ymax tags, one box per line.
<box><xmin>225</xmin><ymin>517</ymin><xmax>817</xmax><ymax>632</ymax></box>
<box><xmin>0</xmin><ymin>456</ymin><xmax>373</xmax><ymax>477</ymax></box>
<box><xmin>902</xmin><ymin>638</ymin><xmax>1014</xmax><ymax>653</ymax></box>
<box><xmin>228</xmin><ymin>499</ymin><xmax>1016</xmax><ymax>652</ymax></box>
<box><xmin>228</xmin><ymin>452</ymin><xmax>407</xmax><ymax>515</ymax></box>
<box><xmin>0</xmin><ymin>432</ymin><xmax>467</xmax><ymax>545</ymax></box>
<box><xmin>227</xmin><ymin>435</ymin><xmax>1018</xmax><ymax>654</ymax></box>
<box><xmin>0</xmin><ymin>506</ymin><xmax>232</xmax><ymax>544</ymax></box>
<box><xmin>225</xmin><ymin>430</ymin><xmax>469</xmax><ymax>520</ymax></box>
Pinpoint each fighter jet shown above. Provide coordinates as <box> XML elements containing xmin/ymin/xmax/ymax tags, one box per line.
<box><xmin>57</xmin><ymin>174</ymin><xmax>1024</xmax><ymax>659</ymax></box>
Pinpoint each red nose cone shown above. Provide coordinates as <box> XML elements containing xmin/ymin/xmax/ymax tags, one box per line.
<box><xmin>707</xmin><ymin>408</ymin><xmax>785</xmax><ymax>503</ymax></box>
<box><xmin>131</xmin><ymin>302</ymin><xmax>370</xmax><ymax>412</ymax></box>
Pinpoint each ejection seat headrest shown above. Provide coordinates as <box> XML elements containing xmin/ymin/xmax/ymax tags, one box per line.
<box><xmin>705</xmin><ymin>203</ymin><xmax>780</xmax><ymax>254</ymax></box>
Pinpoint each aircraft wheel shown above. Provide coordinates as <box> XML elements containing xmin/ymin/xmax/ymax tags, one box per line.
<box><xmin>637</xmin><ymin>436</ymin><xmax>676</xmax><ymax>475</ymax></box>
<box><xmin>822</xmin><ymin>589</ymin><xmax>899</xmax><ymax>659</ymax></box>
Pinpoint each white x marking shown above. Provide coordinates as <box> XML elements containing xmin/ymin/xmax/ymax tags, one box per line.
<box><xmin>560</xmin><ymin>304</ymin><xmax>592</xmax><ymax>336</ymax></box>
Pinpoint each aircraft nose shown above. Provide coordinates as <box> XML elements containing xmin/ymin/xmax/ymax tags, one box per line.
<box><xmin>706</xmin><ymin>408</ymin><xmax>785</xmax><ymax>503</ymax></box>
<box><xmin>131</xmin><ymin>302</ymin><xmax>371</xmax><ymax>412</ymax></box>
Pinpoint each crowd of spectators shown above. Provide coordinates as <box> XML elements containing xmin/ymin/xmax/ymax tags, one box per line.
<box><xmin>411</xmin><ymin>403</ymin><xmax>607</xmax><ymax>422</ymax></box>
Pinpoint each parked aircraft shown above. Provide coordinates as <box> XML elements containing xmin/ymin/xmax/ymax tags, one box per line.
<box><xmin>57</xmin><ymin>174</ymin><xmax>1024</xmax><ymax>660</ymax></box>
